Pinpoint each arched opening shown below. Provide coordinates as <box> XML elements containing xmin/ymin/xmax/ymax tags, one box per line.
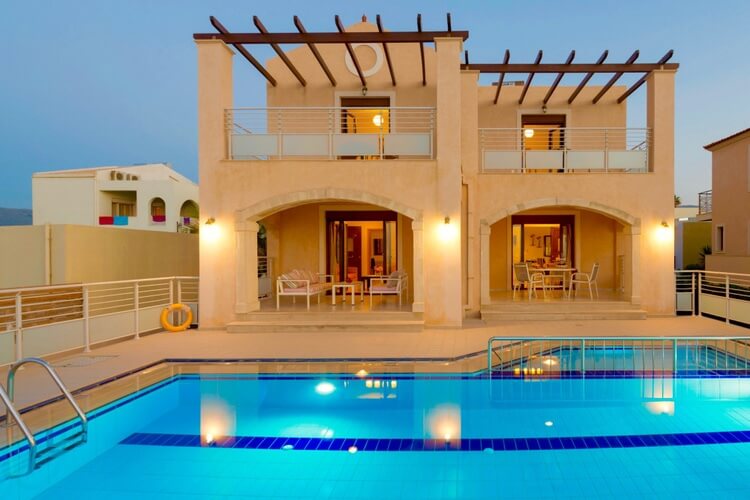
<box><xmin>150</xmin><ymin>197</ymin><xmax>166</xmax><ymax>224</ymax></box>
<box><xmin>179</xmin><ymin>200</ymin><xmax>200</xmax><ymax>233</ymax></box>
<box><xmin>233</xmin><ymin>189</ymin><xmax>423</xmax><ymax>315</ymax></box>
<box><xmin>481</xmin><ymin>201</ymin><xmax>640</xmax><ymax>306</ymax></box>
<box><xmin>257</xmin><ymin>201</ymin><xmax>414</xmax><ymax>311</ymax></box>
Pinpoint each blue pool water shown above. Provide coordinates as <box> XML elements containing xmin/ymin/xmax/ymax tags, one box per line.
<box><xmin>3</xmin><ymin>371</ymin><xmax>750</xmax><ymax>498</ymax></box>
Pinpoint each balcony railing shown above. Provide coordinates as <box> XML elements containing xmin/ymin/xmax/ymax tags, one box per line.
<box><xmin>698</xmin><ymin>190</ymin><xmax>712</xmax><ymax>215</ymax></box>
<box><xmin>226</xmin><ymin>107</ymin><xmax>435</xmax><ymax>160</ymax></box>
<box><xmin>480</xmin><ymin>127</ymin><xmax>650</xmax><ymax>173</ymax></box>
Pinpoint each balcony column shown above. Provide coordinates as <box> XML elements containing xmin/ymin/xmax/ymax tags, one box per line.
<box><xmin>197</xmin><ymin>39</ymin><xmax>234</xmax><ymax>327</ymax></box>
<box><xmin>235</xmin><ymin>220</ymin><xmax>260</xmax><ymax>314</ymax></box>
<box><xmin>411</xmin><ymin>219</ymin><xmax>424</xmax><ymax>313</ymax></box>
<box><xmin>424</xmin><ymin>36</ymin><xmax>463</xmax><ymax>326</ymax></box>
<box><xmin>480</xmin><ymin>221</ymin><xmax>491</xmax><ymax>305</ymax></box>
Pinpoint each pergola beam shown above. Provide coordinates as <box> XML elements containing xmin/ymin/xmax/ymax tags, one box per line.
<box><xmin>543</xmin><ymin>50</ymin><xmax>575</xmax><ymax>104</ymax></box>
<box><xmin>335</xmin><ymin>15</ymin><xmax>366</xmax><ymax>87</ymax></box>
<box><xmin>617</xmin><ymin>50</ymin><xmax>674</xmax><ymax>103</ymax></box>
<box><xmin>376</xmin><ymin>15</ymin><xmax>396</xmax><ymax>86</ymax></box>
<box><xmin>194</xmin><ymin>31</ymin><xmax>469</xmax><ymax>44</ymax></box>
<box><xmin>592</xmin><ymin>50</ymin><xmax>639</xmax><ymax>104</ymax></box>
<box><xmin>459</xmin><ymin>62</ymin><xmax>677</xmax><ymax>73</ymax></box>
<box><xmin>209</xmin><ymin>16</ymin><xmax>277</xmax><ymax>87</ymax></box>
<box><xmin>417</xmin><ymin>14</ymin><xmax>426</xmax><ymax>86</ymax></box>
<box><xmin>493</xmin><ymin>50</ymin><xmax>510</xmax><ymax>105</ymax></box>
<box><xmin>253</xmin><ymin>16</ymin><xmax>306</xmax><ymax>86</ymax></box>
<box><xmin>518</xmin><ymin>50</ymin><xmax>543</xmax><ymax>105</ymax></box>
<box><xmin>568</xmin><ymin>50</ymin><xmax>608</xmax><ymax>104</ymax></box>
<box><xmin>294</xmin><ymin>16</ymin><xmax>336</xmax><ymax>86</ymax></box>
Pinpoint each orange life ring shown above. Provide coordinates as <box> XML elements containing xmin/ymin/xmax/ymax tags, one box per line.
<box><xmin>160</xmin><ymin>303</ymin><xmax>193</xmax><ymax>332</ymax></box>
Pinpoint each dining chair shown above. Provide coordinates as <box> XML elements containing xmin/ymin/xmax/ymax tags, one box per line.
<box><xmin>568</xmin><ymin>263</ymin><xmax>600</xmax><ymax>300</ymax></box>
<box><xmin>513</xmin><ymin>263</ymin><xmax>547</xmax><ymax>300</ymax></box>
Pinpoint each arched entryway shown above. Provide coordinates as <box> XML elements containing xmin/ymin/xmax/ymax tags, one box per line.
<box><xmin>234</xmin><ymin>188</ymin><xmax>424</xmax><ymax>315</ymax></box>
<box><xmin>480</xmin><ymin>199</ymin><xmax>641</xmax><ymax>305</ymax></box>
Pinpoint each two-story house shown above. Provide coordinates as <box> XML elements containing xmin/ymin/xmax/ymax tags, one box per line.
<box><xmin>704</xmin><ymin>128</ymin><xmax>750</xmax><ymax>274</ymax></box>
<box><xmin>194</xmin><ymin>15</ymin><xmax>677</xmax><ymax>329</ymax></box>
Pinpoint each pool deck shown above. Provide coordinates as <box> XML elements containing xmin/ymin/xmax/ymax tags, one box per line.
<box><xmin>1</xmin><ymin>315</ymin><xmax>747</xmax><ymax>410</ymax></box>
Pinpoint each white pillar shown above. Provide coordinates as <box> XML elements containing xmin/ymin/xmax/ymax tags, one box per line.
<box><xmin>411</xmin><ymin>219</ymin><xmax>424</xmax><ymax>313</ymax></box>
<box><xmin>627</xmin><ymin>225</ymin><xmax>642</xmax><ymax>305</ymax></box>
<box><xmin>480</xmin><ymin>221</ymin><xmax>491</xmax><ymax>305</ymax></box>
<box><xmin>235</xmin><ymin>220</ymin><xmax>260</xmax><ymax>313</ymax></box>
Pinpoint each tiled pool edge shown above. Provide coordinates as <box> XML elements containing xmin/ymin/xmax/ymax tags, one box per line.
<box><xmin>120</xmin><ymin>429</ymin><xmax>750</xmax><ymax>453</ymax></box>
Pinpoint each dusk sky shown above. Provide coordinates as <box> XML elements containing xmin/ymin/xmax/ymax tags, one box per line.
<box><xmin>2</xmin><ymin>0</ymin><xmax>748</xmax><ymax>208</ymax></box>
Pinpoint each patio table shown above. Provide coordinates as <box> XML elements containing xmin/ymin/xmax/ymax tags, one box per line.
<box><xmin>530</xmin><ymin>267</ymin><xmax>577</xmax><ymax>292</ymax></box>
<box><xmin>332</xmin><ymin>281</ymin><xmax>364</xmax><ymax>305</ymax></box>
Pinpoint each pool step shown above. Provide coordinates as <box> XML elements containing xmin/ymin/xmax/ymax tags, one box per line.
<box><xmin>34</xmin><ymin>431</ymin><xmax>86</xmax><ymax>470</ymax></box>
<box><xmin>228</xmin><ymin>311</ymin><xmax>424</xmax><ymax>333</ymax></box>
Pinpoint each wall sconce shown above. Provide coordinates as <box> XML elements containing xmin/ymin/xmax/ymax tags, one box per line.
<box><xmin>444</xmin><ymin>216</ymin><xmax>450</xmax><ymax>225</ymax></box>
<box><xmin>654</xmin><ymin>220</ymin><xmax>672</xmax><ymax>244</ymax></box>
<box><xmin>661</xmin><ymin>220</ymin><xmax>669</xmax><ymax>228</ymax></box>
<box><xmin>202</xmin><ymin>217</ymin><xmax>220</xmax><ymax>243</ymax></box>
<box><xmin>438</xmin><ymin>216</ymin><xmax>457</xmax><ymax>242</ymax></box>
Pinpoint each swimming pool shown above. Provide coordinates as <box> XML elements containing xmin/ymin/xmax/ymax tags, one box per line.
<box><xmin>2</xmin><ymin>355</ymin><xmax>750</xmax><ymax>499</ymax></box>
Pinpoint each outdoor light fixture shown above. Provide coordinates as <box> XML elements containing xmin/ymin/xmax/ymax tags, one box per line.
<box><xmin>438</xmin><ymin>216</ymin><xmax>457</xmax><ymax>242</ymax></box>
<box><xmin>372</xmin><ymin>114</ymin><xmax>383</xmax><ymax>127</ymax></box>
<box><xmin>661</xmin><ymin>220</ymin><xmax>669</xmax><ymax>228</ymax></box>
<box><xmin>315</xmin><ymin>381</ymin><xmax>336</xmax><ymax>395</ymax></box>
<box><xmin>655</xmin><ymin>220</ymin><xmax>672</xmax><ymax>244</ymax></box>
<box><xmin>444</xmin><ymin>216</ymin><xmax>450</xmax><ymax>224</ymax></box>
<box><xmin>202</xmin><ymin>217</ymin><xmax>220</xmax><ymax>243</ymax></box>
<box><xmin>361</xmin><ymin>86</ymin><xmax>368</xmax><ymax>96</ymax></box>
<box><xmin>524</xmin><ymin>128</ymin><xmax>535</xmax><ymax>138</ymax></box>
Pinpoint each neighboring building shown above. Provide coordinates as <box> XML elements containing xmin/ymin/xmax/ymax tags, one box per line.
<box><xmin>704</xmin><ymin>128</ymin><xmax>750</xmax><ymax>274</ymax></box>
<box><xmin>32</xmin><ymin>163</ymin><xmax>199</xmax><ymax>232</ymax></box>
<box><xmin>194</xmin><ymin>16</ymin><xmax>677</xmax><ymax>328</ymax></box>
<box><xmin>674</xmin><ymin>204</ymin><xmax>711</xmax><ymax>270</ymax></box>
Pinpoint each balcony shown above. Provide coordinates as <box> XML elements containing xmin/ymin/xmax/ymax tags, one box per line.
<box><xmin>226</xmin><ymin>107</ymin><xmax>435</xmax><ymax>160</ymax></box>
<box><xmin>698</xmin><ymin>190</ymin><xmax>712</xmax><ymax>215</ymax></box>
<box><xmin>480</xmin><ymin>128</ymin><xmax>650</xmax><ymax>173</ymax></box>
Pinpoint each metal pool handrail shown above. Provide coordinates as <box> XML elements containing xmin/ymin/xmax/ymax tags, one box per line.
<box><xmin>487</xmin><ymin>336</ymin><xmax>750</xmax><ymax>374</ymax></box>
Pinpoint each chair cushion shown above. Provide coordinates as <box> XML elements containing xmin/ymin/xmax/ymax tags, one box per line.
<box><xmin>371</xmin><ymin>285</ymin><xmax>396</xmax><ymax>293</ymax></box>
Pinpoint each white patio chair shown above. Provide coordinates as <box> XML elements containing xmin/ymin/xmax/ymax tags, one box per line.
<box><xmin>568</xmin><ymin>263</ymin><xmax>600</xmax><ymax>300</ymax></box>
<box><xmin>513</xmin><ymin>263</ymin><xmax>546</xmax><ymax>300</ymax></box>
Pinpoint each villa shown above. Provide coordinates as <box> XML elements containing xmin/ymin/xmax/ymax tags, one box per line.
<box><xmin>195</xmin><ymin>15</ymin><xmax>677</xmax><ymax>329</ymax></box>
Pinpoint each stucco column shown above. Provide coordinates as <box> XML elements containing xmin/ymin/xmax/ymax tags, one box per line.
<box><xmin>196</xmin><ymin>39</ymin><xmax>234</xmax><ymax>328</ymax></box>
<box><xmin>411</xmin><ymin>219</ymin><xmax>425</xmax><ymax>313</ymax></box>
<box><xmin>461</xmin><ymin>69</ymin><xmax>481</xmax><ymax>313</ymax></box>
<box><xmin>624</xmin><ymin>225</ymin><xmax>642</xmax><ymax>306</ymax></box>
<box><xmin>480</xmin><ymin>221</ymin><xmax>491</xmax><ymax>305</ymax></box>
<box><xmin>423</xmin><ymin>36</ymin><xmax>463</xmax><ymax>326</ymax></box>
<box><xmin>235</xmin><ymin>220</ymin><xmax>260</xmax><ymax>313</ymax></box>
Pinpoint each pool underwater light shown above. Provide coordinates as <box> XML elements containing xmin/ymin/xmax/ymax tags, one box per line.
<box><xmin>315</xmin><ymin>381</ymin><xmax>336</xmax><ymax>395</ymax></box>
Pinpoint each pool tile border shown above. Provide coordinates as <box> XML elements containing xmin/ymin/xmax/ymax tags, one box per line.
<box><xmin>120</xmin><ymin>429</ymin><xmax>750</xmax><ymax>453</ymax></box>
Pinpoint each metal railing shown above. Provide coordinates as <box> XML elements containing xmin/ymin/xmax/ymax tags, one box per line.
<box><xmin>487</xmin><ymin>336</ymin><xmax>750</xmax><ymax>375</ymax></box>
<box><xmin>698</xmin><ymin>189</ymin><xmax>712</xmax><ymax>215</ymax></box>
<box><xmin>0</xmin><ymin>276</ymin><xmax>198</xmax><ymax>366</ymax></box>
<box><xmin>3</xmin><ymin>358</ymin><xmax>88</xmax><ymax>475</ymax></box>
<box><xmin>480</xmin><ymin>127</ymin><xmax>650</xmax><ymax>173</ymax></box>
<box><xmin>226</xmin><ymin>107</ymin><xmax>436</xmax><ymax>160</ymax></box>
<box><xmin>676</xmin><ymin>270</ymin><xmax>750</xmax><ymax>325</ymax></box>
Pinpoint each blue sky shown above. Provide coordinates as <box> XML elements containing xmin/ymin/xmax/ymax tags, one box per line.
<box><xmin>2</xmin><ymin>0</ymin><xmax>748</xmax><ymax>208</ymax></box>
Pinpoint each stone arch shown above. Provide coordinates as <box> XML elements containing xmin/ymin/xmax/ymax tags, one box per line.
<box><xmin>235</xmin><ymin>188</ymin><xmax>422</xmax><ymax>223</ymax></box>
<box><xmin>482</xmin><ymin>197</ymin><xmax>640</xmax><ymax>229</ymax></box>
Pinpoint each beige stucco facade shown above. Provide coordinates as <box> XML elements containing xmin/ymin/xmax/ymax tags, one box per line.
<box><xmin>196</xmin><ymin>21</ymin><xmax>677</xmax><ymax>328</ymax></box>
<box><xmin>704</xmin><ymin>129</ymin><xmax>750</xmax><ymax>274</ymax></box>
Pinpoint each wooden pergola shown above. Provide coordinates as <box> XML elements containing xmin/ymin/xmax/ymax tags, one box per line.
<box><xmin>194</xmin><ymin>14</ymin><xmax>677</xmax><ymax>103</ymax></box>
<box><xmin>462</xmin><ymin>49</ymin><xmax>677</xmax><ymax>104</ymax></box>
<box><xmin>194</xmin><ymin>14</ymin><xmax>467</xmax><ymax>87</ymax></box>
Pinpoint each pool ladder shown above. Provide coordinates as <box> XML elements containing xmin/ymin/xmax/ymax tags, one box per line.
<box><xmin>1</xmin><ymin>358</ymin><xmax>88</xmax><ymax>476</ymax></box>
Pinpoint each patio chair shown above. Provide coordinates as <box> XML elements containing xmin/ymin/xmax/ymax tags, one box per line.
<box><xmin>369</xmin><ymin>270</ymin><xmax>408</xmax><ymax>307</ymax></box>
<box><xmin>513</xmin><ymin>263</ymin><xmax>546</xmax><ymax>300</ymax></box>
<box><xmin>568</xmin><ymin>263</ymin><xmax>600</xmax><ymax>300</ymax></box>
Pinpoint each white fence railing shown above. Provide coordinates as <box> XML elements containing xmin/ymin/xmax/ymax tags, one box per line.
<box><xmin>675</xmin><ymin>270</ymin><xmax>750</xmax><ymax>326</ymax></box>
<box><xmin>226</xmin><ymin>107</ymin><xmax>435</xmax><ymax>160</ymax></box>
<box><xmin>0</xmin><ymin>276</ymin><xmax>198</xmax><ymax>366</ymax></box>
<box><xmin>480</xmin><ymin>127</ymin><xmax>650</xmax><ymax>173</ymax></box>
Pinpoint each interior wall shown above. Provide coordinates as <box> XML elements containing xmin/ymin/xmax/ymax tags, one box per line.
<box><xmin>489</xmin><ymin>218</ymin><xmax>509</xmax><ymax>290</ymax></box>
<box><xmin>579</xmin><ymin>211</ymin><xmax>618</xmax><ymax>289</ymax></box>
<box><xmin>275</xmin><ymin>204</ymin><xmax>321</xmax><ymax>275</ymax></box>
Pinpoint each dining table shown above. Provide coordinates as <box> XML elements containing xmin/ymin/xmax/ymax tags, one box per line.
<box><xmin>529</xmin><ymin>266</ymin><xmax>577</xmax><ymax>292</ymax></box>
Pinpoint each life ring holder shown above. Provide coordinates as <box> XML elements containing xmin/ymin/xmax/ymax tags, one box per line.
<box><xmin>160</xmin><ymin>303</ymin><xmax>193</xmax><ymax>332</ymax></box>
